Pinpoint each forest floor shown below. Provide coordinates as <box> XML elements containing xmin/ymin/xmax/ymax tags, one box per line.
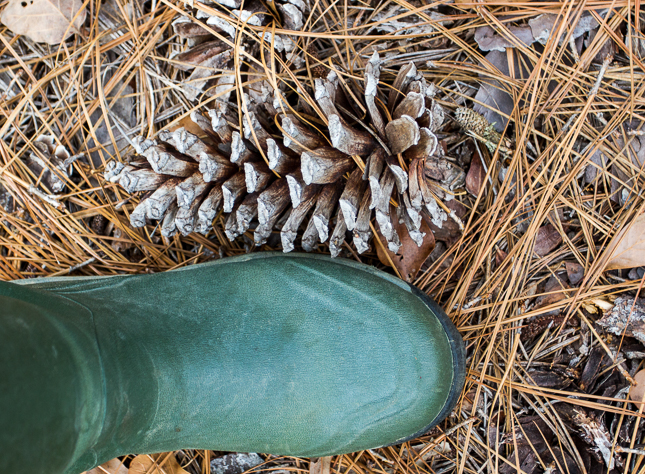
<box><xmin>1</xmin><ymin>1</ymin><xmax>645</xmax><ymax>474</ymax></box>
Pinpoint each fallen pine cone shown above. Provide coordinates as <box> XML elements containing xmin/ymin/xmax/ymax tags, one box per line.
<box><xmin>105</xmin><ymin>53</ymin><xmax>470</xmax><ymax>256</ymax></box>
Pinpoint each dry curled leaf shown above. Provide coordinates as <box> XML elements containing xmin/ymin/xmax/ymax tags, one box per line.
<box><xmin>628</xmin><ymin>370</ymin><xmax>645</xmax><ymax>402</ymax></box>
<box><xmin>377</xmin><ymin>206</ymin><xmax>435</xmax><ymax>282</ymax></box>
<box><xmin>310</xmin><ymin>457</ymin><xmax>332</xmax><ymax>474</ymax></box>
<box><xmin>1</xmin><ymin>0</ymin><xmax>86</xmax><ymax>44</ymax></box>
<box><xmin>604</xmin><ymin>212</ymin><xmax>645</xmax><ymax>270</ymax></box>
<box><xmin>565</xmin><ymin>261</ymin><xmax>584</xmax><ymax>285</ymax></box>
<box><xmin>533</xmin><ymin>223</ymin><xmax>562</xmax><ymax>257</ymax></box>
<box><xmin>128</xmin><ymin>453</ymin><xmax>189</xmax><ymax>474</ymax></box>
<box><xmin>474</xmin><ymin>25</ymin><xmax>535</xmax><ymax>52</ymax></box>
<box><xmin>466</xmin><ymin>149</ymin><xmax>486</xmax><ymax>196</ymax></box>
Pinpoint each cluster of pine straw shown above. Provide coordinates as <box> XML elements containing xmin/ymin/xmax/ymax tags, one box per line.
<box><xmin>2</xmin><ymin>0</ymin><xmax>645</xmax><ymax>473</ymax></box>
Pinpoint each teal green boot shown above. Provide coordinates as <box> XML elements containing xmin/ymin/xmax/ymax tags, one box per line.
<box><xmin>0</xmin><ymin>253</ymin><xmax>465</xmax><ymax>474</ymax></box>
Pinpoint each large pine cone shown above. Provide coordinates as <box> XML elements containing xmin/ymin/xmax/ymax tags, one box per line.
<box><xmin>105</xmin><ymin>54</ymin><xmax>467</xmax><ymax>256</ymax></box>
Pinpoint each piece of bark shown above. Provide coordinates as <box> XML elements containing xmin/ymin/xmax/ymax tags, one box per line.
<box><xmin>364</xmin><ymin>51</ymin><xmax>386</xmax><ymax>137</ymax></box>
<box><xmin>534</xmin><ymin>223</ymin><xmax>562</xmax><ymax>257</ymax></box>
<box><xmin>257</xmin><ymin>178</ymin><xmax>290</xmax><ymax>226</ymax></box>
<box><xmin>328</xmin><ymin>115</ymin><xmax>377</xmax><ymax>156</ymax></box>
<box><xmin>195</xmin><ymin>184</ymin><xmax>223</xmax><ymax>234</ymax></box>
<box><xmin>366</xmin><ymin>148</ymin><xmax>386</xmax><ymax>209</ymax></box>
<box><xmin>146</xmin><ymin>177</ymin><xmax>182</xmax><ymax>220</ymax></box>
<box><xmin>388</xmin><ymin>62</ymin><xmax>417</xmax><ymax>112</ymax></box>
<box><xmin>329</xmin><ymin>208</ymin><xmax>347</xmax><ymax>257</ymax></box>
<box><xmin>393</xmin><ymin>91</ymin><xmax>425</xmax><ymax>120</ymax></box>
<box><xmin>569</xmin><ymin>407</ymin><xmax>622</xmax><ymax>469</ymax></box>
<box><xmin>119</xmin><ymin>168</ymin><xmax>168</xmax><ymax>193</ymax></box>
<box><xmin>339</xmin><ymin>167</ymin><xmax>366</xmax><ymax>231</ymax></box>
<box><xmin>230</xmin><ymin>131</ymin><xmax>257</xmax><ymax>165</ymax></box>
<box><xmin>144</xmin><ymin>146</ymin><xmax>198</xmax><ymax>177</ymax></box>
<box><xmin>267</xmin><ymin>138</ymin><xmax>299</xmax><ymax>174</ymax></box>
<box><xmin>176</xmin><ymin>173</ymin><xmax>209</xmax><ymax>209</ymax></box>
<box><xmin>129</xmin><ymin>200</ymin><xmax>147</xmax><ymax>228</ymax></box>
<box><xmin>281</xmin><ymin>186</ymin><xmax>320</xmax><ymax>252</ymax></box>
<box><xmin>311</xmin><ymin>182</ymin><xmax>342</xmax><ymax>242</ymax></box>
<box><xmin>281</xmin><ymin>114</ymin><xmax>325</xmax><ymax>152</ymax></box>
<box><xmin>161</xmin><ymin>202</ymin><xmax>179</xmax><ymax>238</ymax></box>
<box><xmin>386</xmin><ymin>115</ymin><xmax>420</xmax><ymax>155</ymax></box>
<box><xmin>235</xmin><ymin>192</ymin><xmax>259</xmax><ymax>236</ymax></box>
<box><xmin>222</xmin><ymin>172</ymin><xmax>247</xmax><ymax>213</ymax></box>
<box><xmin>597</xmin><ymin>296</ymin><xmax>645</xmax><ymax>344</ymax></box>
<box><xmin>174</xmin><ymin>40</ymin><xmax>229</xmax><ymax>71</ymax></box>
<box><xmin>352</xmin><ymin>188</ymin><xmax>373</xmax><ymax>254</ymax></box>
<box><xmin>175</xmin><ymin>196</ymin><xmax>203</xmax><ymax>235</ymax></box>
<box><xmin>244</xmin><ymin>161</ymin><xmax>273</xmax><ymax>193</ymax></box>
<box><xmin>199</xmin><ymin>150</ymin><xmax>236</xmax><ymax>182</ymax></box>
<box><xmin>301</xmin><ymin>147</ymin><xmax>355</xmax><ymax>185</ymax></box>
<box><xmin>404</xmin><ymin>128</ymin><xmax>438</xmax><ymax>162</ymax></box>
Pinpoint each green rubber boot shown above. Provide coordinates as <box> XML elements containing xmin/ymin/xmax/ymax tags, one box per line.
<box><xmin>0</xmin><ymin>253</ymin><xmax>465</xmax><ymax>474</ymax></box>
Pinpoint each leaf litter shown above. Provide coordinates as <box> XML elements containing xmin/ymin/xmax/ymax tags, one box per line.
<box><xmin>2</xmin><ymin>0</ymin><xmax>645</xmax><ymax>473</ymax></box>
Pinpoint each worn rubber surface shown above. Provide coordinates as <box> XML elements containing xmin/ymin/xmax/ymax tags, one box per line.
<box><xmin>0</xmin><ymin>253</ymin><xmax>465</xmax><ymax>474</ymax></box>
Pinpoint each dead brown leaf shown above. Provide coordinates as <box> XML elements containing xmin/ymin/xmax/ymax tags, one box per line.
<box><xmin>377</xmin><ymin>207</ymin><xmax>435</xmax><ymax>282</ymax></box>
<box><xmin>565</xmin><ymin>261</ymin><xmax>585</xmax><ymax>285</ymax></box>
<box><xmin>466</xmin><ymin>149</ymin><xmax>485</xmax><ymax>196</ymax></box>
<box><xmin>310</xmin><ymin>457</ymin><xmax>332</xmax><ymax>474</ymax></box>
<box><xmin>604</xmin><ymin>212</ymin><xmax>645</xmax><ymax>270</ymax></box>
<box><xmin>128</xmin><ymin>453</ymin><xmax>189</xmax><ymax>474</ymax></box>
<box><xmin>1</xmin><ymin>0</ymin><xmax>86</xmax><ymax>44</ymax></box>
<box><xmin>533</xmin><ymin>223</ymin><xmax>562</xmax><ymax>257</ymax></box>
<box><xmin>84</xmin><ymin>459</ymin><xmax>128</xmax><ymax>474</ymax></box>
<box><xmin>628</xmin><ymin>370</ymin><xmax>645</xmax><ymax>402</ymax></box>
